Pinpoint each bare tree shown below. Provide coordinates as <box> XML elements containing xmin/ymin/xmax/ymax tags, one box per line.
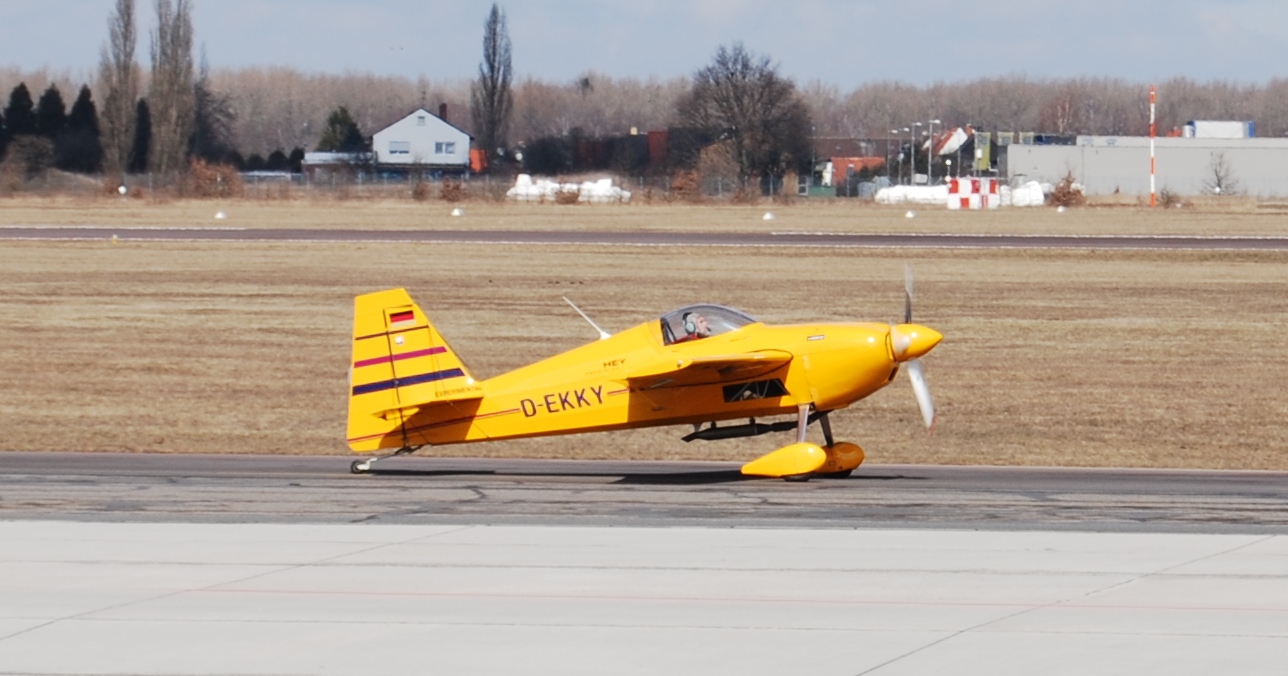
<box><xmin>98</xmin><ymin>0</ymin><xmax>139</xmax><ymax>175</ymax></box>
<box><xmin>1038</xmin><ymin>82</ymin><xmax>1082</xmax><ymax>134</ymax></box>
<box><xmin>677</xmin><ymin>43</ymin><xmax>812</xmax><ymax>181</ymax></box>
<box><xmin>1203</xmin><ymin>151</ymin><xmax>1240</xmax><ymax>195</ymax></box>
<box><xmin>149</xmin><ymin>0</ymin><xmax>195</xmax><ymax>177</ymax></box>
<box><xmin>470</xmin><ymin>4</ymin><xmax>513</xmax><ymax>156</ymax></box>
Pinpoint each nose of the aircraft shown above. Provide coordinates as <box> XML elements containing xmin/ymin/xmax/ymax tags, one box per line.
<box><xmin>891</xmin><ymin>324</ymin><xmax>943</xmax><ymax>361</ymax></box>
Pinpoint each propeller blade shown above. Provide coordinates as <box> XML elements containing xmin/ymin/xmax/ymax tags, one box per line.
<box><xmin>904</xmin><ymin>263</ymin><xmax>914</xmax><ymax>324</ymax></box>
<box><xmin>906</xmin><ymin>358</ymin><xmax>935</xmax><ymax>429</ymax></box>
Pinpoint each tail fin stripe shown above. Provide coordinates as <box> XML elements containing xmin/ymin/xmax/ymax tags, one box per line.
<box><xmin>351</xmin><ymin>368</ymin><xmax>466</xmax><ymax>396</ymax></box>
<box><xmin>353</xmin><ymin>346</ymin><xmax>447</xmax><ymax>369</ymax></box>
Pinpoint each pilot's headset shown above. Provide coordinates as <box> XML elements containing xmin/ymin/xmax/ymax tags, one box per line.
<box><xmin>682</xmin><ymin>312</ymin><xmax>697</xmax><ymax>335</ymax></box>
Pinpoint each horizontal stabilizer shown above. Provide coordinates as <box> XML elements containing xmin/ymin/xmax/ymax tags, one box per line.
<box><xmin>628</xmin><ymin>350</ymin><xmax>792</xmax><ymax>390</ymax></box>
<box><xmin>372</xmin><ymin>391</ymin><xmax>485</xmax><ymax>421</ymax></box>
<box><xmin>347</xmin><ymin>288</ymin><xmax>482</xmax><ymax>452</ymax></box>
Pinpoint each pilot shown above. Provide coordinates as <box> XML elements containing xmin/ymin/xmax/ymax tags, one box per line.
<box><xmin>675</xmin><ymin>312</ymin><xmax>711</xmax><ymax>343</ymax></box>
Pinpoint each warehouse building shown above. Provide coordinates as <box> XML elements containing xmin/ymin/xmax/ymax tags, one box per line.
<box><xmin>1004</xmin><ymin>131</ymin><xmax>1288</xmax><ymax>196</ymax></box>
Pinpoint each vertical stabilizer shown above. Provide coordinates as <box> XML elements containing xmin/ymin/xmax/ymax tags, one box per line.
<box><xmin>347</xmin><ymin>288</ymin><xmax>480</xmax><ymax>451</ymax></box>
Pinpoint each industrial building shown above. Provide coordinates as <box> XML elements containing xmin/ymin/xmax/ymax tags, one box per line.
<box><xmin>1004</xmin><ymin>130</ymin><xmax>1288</xmax><ymax>196</ymax></box>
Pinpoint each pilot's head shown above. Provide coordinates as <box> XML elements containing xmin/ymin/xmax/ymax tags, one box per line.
<box><xmin>683</xmin><ymin>312</ymin><xmax>709</xmax><ymax>337</ymax></box>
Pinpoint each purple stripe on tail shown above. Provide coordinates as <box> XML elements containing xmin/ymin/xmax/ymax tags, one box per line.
<box><xmin>353</xmin><ymin>346</ymin><xmax>447</xmax><ymax>369</ymax></box>
<box><xmin>351</xmin><ymin>367</ymin><xmax>465</xmax><ymax>396</ymax></box>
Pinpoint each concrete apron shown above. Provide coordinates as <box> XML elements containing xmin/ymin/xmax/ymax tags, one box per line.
<box><xmin>0</xmin><ymin>521</ymin><xmax>1284</xmax><ymax>676</ymax></box>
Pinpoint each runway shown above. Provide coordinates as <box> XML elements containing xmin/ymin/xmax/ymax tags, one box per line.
<box><xmin>5</xmin><ymin>225</ymin><xmax>1288</xmax><ymax>250</ymax></box>
<box><xmin>3</xmin><ymin>452</ymin><xmax>1286</xmax><ymax>533</ymax></box>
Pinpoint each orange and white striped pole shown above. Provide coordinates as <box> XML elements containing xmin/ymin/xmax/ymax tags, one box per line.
<box><xmin>1149</xmin><ymin>85</ymin><xmax>1157</xmax><ymax>208</ymax></box>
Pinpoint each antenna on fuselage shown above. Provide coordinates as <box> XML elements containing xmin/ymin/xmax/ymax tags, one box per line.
<box><xmin>562</xmin><ymin>296</ymin><xmax>611</xmax><ymax>340</ymax></box>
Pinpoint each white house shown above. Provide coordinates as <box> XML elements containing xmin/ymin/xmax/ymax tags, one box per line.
<box><xmin>372</xmin><ymin>107</ymin><xmax>472</xmax><ymax>172</ymax></box>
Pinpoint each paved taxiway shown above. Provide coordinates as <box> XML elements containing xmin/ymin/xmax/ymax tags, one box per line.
<box><xmin>3</xmin><ymin>452</ymin><xmax>1286</xmax><ymax>532</ymax></box>
<box><xmin>5</xmin><ymin>225</ymin><xmax>1288</xmax><ymax>250</ymax></box>
<box><xmin>3</xmin><ymin>453</ymin><xmax>1286</xmax><ymax>674</ymax></box>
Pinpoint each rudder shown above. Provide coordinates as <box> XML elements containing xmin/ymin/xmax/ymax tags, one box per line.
<box><xmin>347</xmin><ymin>288</ymin><xmax>481</xmax><ymax>452</ymax></box>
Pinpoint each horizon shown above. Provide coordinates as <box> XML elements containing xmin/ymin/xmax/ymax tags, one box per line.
<box><xmin>3</xmin><ymin>1</ymin><xmax>1288</xmax><ymax>89</ymax></box>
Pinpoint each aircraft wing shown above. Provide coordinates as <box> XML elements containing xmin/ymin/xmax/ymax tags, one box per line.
<box><xmin>627</xmin><ymin>350</ymin><xmax>793</xmax><ymax>390</ymax></box>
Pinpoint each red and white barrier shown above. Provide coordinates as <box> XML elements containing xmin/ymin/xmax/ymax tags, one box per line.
<box><xmin>946</xmin><ymin>177</ymin><xmax>999</xmax><ymax>210</ymax></box>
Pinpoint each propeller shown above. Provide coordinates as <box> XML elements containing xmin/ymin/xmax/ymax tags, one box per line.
<box><xmin>906</xmin><ymin>358</ymin><xmax>935</xmax><ymax>429</ymax></box>
<box><xmin>891</xmin><ymin>264</ymin><xmax>938</xmax><ymax>430</ymax></box>
<box><xmin>904</xmin><ymin>262</ymin><xmax>914</xmax><ymax>324</ymax></box>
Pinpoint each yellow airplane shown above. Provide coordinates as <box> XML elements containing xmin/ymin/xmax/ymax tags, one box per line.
<box><xmin>346</xmin><ymin>275</ymin><xmax>941</xmax><ymax>480</ymax></box>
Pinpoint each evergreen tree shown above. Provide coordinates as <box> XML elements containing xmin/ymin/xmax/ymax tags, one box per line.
<box><xmin>287</xmin><ymin>146</ymin><xmax>304</xmax><ymax>173</ymax></box>
<box><xmin>67</xmin><ymin>86</ymin><xmax>101</xmax><ymax>133</ymax></box>
<box><xmin>128</xmin><ymin>98</ymin><xmax>151</xmax><ymax>173</ymax></box>
<box><xmin>4</xmin><ymin>83</ymin><xmax>37</xmax><ymax>137</ymax></box>
<box><xmin>0</xmin><ymin>109</ymin><xmax>7</xmax><ymax>160</ymax></box>
<box><xmin>315</xmin><ymin>107</ymin><xmax>364</xmax><ymax>152</ymax></box>
<box><xmin>266</xmin><ymin>148</ymin><xmax>288</xmax><ymax>171</ymax></box>
<box><xmin>189</xmin><ymin>53</ymin><xmax>236</xmax><ymax>163</ymax></box>
<box><xmin>57</xmin><ymin>85</ymin><xmax>105</xmax><ymax>173</ymax></box>
<box><xmin>35</xmin><ymin>85</ymin><xmax>68</xmax><ymax>140</ymax></box>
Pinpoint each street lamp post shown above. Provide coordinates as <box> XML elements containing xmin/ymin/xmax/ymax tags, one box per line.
<box><xmin>889</xmin><ymin>130</ymin><xmax>899</xmax><ymax>184</ymax></box>
<box><xmin>810</xmin><ymin>125</ymin><xmax>816</xmax><ymax>196</ymax></box>
<box><xmin>910</xmin><ymin>122</ymin><xmax>923</xmax><ymax>184</ymax></box>
<box><xmin>900</xmin><ymin>127</ymin><xmax>910</xmax><ymax>184</ymax></box>
<box><xmin>927</xmin><ymin>119</ymin><xmax>941</xmax><ymax>184</ymax></box>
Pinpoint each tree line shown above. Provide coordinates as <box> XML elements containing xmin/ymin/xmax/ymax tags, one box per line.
<box><xmin>5</xmin><ymin>0</ymin><xmax>1288</xmax><ymax>184</ymax></box>
<box><xmin>0</xmin><ymin>0</ymin><xmax>245</xmax><ymax>180</ymax></box>
<box><xmin>200</xmin><ymin>72</ymin><xmax>1288</xmax><ymax>161</ymax></box>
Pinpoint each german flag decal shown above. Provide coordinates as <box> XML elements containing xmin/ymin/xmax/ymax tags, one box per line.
<box><xmin>389</xmin><ymin>310</ymin><xmax>416</xmax><ymax>328</ymax></box>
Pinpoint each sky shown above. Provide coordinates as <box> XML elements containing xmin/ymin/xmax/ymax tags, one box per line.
<box><xmin>3</xmin><ymin>0</ymin><xmax>1288</xmax><ymax>87</ymax></box>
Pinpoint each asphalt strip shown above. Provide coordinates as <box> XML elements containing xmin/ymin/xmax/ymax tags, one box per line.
<box><xmin>4</xmin><ymin>226</ymin><xmax>1288</xmax><ymax>250</ymax></box>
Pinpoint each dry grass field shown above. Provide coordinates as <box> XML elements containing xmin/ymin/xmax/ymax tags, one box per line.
<box><xmin>2</xmin><ymin>232</ymin><xmax>1286</xmax><ymax>469</ymax></box>
<box><xmin>4</xmin><ymin>193</ymin><xmax>1288</xmax><ymax>236</ymax></box>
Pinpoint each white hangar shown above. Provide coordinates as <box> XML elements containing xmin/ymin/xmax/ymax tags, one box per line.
<box><xmin>1005</xmin><ymin>135</ymin><xmax>1288</xmax><ymax>197</ymax></box>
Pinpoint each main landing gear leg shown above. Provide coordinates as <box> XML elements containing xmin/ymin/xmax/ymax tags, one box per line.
<box><xmin>819</xmin><ymin>412</ymin><xmax>835</xmax><ymax>447</ymax></box>
<box><xmin>350</xmin><ymin>446</ymin><xmax>421</xmax><ymax>474</ymax></box>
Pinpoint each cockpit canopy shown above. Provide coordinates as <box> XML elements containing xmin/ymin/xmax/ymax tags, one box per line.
<box><xmin>660</xmin><ymin>304</ymin><xmax>758</xmax><ymax>345</ymax></box>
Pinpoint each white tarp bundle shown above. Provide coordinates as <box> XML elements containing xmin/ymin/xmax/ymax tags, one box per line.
<box><xmin>874</xmin><ymin>185</ymin><xmax>950</xmax><ymax>205</ymax></box>
<box><xmin>506</xmin><ymin>174</ymin><xmax>632</xmax><ymax>203</ymax></box>
<box><xmin>1002</xmin><ymin>180</ymin><xmax>1046</xmax><ymax>207</ymax></box>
